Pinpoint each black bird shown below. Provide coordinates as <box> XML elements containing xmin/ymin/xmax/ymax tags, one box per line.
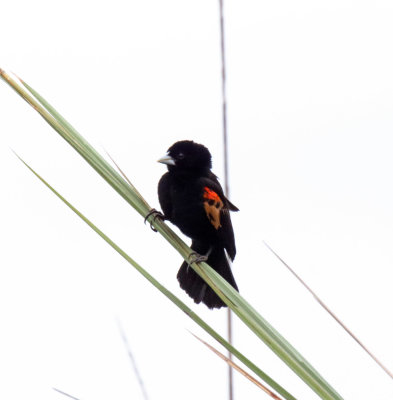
<box><xmin>156</xmin><ymin>140</ymin><xmax>239</xmax><ymax>309</ymax></box>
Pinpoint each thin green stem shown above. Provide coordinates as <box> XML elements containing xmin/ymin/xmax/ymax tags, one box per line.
<box><xmin>17</xmin><ymin>154</ymin><xmax>296</xmax><ymax>400</ymax></box>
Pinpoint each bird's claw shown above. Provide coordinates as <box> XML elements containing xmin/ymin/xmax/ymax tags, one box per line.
<box><xmin>188</xmin><ymin>251</ymin><xmax>208</xmax><ymax>264</ymax></box>
<box><xmin>144</xmin><ymin>208</ymin><xmax>165</xmax><ymax>232</ymax></box>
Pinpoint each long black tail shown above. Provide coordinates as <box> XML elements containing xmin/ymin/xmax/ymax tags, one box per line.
<box><xmin>177</xmin><ymin>241</ymin><xmax>238</xmax><ymax>309</ymax></box>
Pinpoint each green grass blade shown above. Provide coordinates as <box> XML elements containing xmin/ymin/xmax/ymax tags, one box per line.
<box><xmin>1</xmin><ymin>69</ymin><xmax>343</xmax><ymax>400</ymax></box>
<box><xmin>17</xmin><ymin>154</ymin><xmax>296</xmax><ymax>400</ymax></box>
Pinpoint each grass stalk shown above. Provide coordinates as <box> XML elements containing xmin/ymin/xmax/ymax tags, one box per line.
<box><xmin>1</xmin><ymin>69</ymin><xmax>343</xmax><ymax>400</ymax></box>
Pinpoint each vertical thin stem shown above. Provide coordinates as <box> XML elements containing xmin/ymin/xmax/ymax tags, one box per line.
<box><xmin>227</xmin><ymin>308</ymin><xmax>234</xmax><ymax>400</ymax></box>
<box><xmin>218</xmin><ymin>1</ymin><xmax>233</xmax><ymax>399</ymax></box>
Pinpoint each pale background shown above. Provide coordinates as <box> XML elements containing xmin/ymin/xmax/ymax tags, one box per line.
<box><xmin>1</xmin><ymin>1</ymin><xmax>393</xmax><ymax>399</ymax></box>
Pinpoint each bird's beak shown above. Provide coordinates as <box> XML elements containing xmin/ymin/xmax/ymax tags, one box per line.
<box><xmin>157</xmin><ymin>153</ymin><xmax>176</xmax><ymax>166</ymax></box>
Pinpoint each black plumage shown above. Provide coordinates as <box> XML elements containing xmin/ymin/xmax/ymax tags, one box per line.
<box><xmin>157</xmin><ymin>140</ymin><xmax>239</xmax><ymax>309</ymax></box>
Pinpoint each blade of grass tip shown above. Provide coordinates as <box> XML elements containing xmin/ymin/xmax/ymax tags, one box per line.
<box><xmin>116</xmin><ymin>318</ymin><xmax>149</xmax><ymax>400</ymax></box>
<box><xmin>15</xmin><ymin>153</ymin><xmax>297</xmax><ymax>400</ymax></box>
<box><xmin>5</xmin><ymin>72</ymin><xmax>194</xmax><ymax>254</ymax></box>
<box><xmin>263</xmin><ymin>241</ymin><xmax>393</xmax><ymax>381</ymax></box>
<box><xmin>191</xmin><ymin>332</ymin><xmax>283</xmax><ymax>400</ymax></box>
<box><xmin>0</xmin><ymin>70</ymin><xmax>149</xmax><ymax>218</ymax></box>
<box><xmin>52</xmin><ymin>388</ymin><xmax>81</xmax><ymax>400</ymax></box>
<box><xmin>9</xmin><ymin>72</ymin><xmax>190</xmax><ymax>249</ymax></box>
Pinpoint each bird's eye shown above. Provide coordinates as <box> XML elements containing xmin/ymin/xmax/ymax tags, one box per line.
<box><xmin>177</xmin><ymin>153</ymin><xmax>185</xmax><ymax>160</ymax></box>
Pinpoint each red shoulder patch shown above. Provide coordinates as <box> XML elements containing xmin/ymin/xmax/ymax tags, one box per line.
<box><xmin>203</xmin><ymin>187</ymin><xmax>223</xmax><ymax>230</ymax></box>
<box><xmin>203</xmin><ymin>187</ymin><xmax>221</xmax><ymax>202</ymax></box>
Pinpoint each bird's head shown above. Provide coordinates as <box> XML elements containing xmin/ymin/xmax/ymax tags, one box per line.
<box><xmin>158</xmin><ymin>140</ymin><xmax>212</xmax><ymax>171</ymax></box>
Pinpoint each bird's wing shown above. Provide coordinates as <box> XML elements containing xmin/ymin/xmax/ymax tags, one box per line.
<box><xmin>206</xmin><ymin>171</ymin><xmax>239</xmax><ymax>211</ymax></box>
<box><xmin>199</xmin><ymin>177</ymin><xmax>237</xmax><ymax>260</ymax></box>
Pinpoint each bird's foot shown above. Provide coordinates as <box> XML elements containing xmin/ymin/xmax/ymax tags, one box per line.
<box><xmin>144</xmin><ymin>208</ymin><xmax>165</xmax><ymax>232</ymax></box>
<box><xmin>188</xmin><ymin>251</ymin><xmax>209</xmax><ymax>264</ymax></box>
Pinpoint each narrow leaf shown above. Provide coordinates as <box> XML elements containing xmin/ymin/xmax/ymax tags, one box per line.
<box><xmin>191</xmin><ymin>333</ymin><xmax>284</xmax><ymax>400</ymax></box>
<box><xmin>1</xmin><ymin>69</ymin><xmax>343</xmax><ymax>400</ymax></box>
<box><xmin>15</xmin><ymin>153</ymin><xmax>296</xmax><ymax>400</ymax></box>
<box><xmin>264</xmin><ymin>241</ymin><xmax>393</xmax><ymax>381</ymax></box>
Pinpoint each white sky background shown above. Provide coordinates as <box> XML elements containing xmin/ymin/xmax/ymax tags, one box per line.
<box><xmin>1</xmin><ymin>1</ymin><xmax>393</xmax><ymax>399</ymax></box>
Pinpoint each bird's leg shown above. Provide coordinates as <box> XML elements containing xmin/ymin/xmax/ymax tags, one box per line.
<box><xmin>144</xmin><ymin>208</ymin><xmax>166</xmax><ymax>232</ymax></box>
<box><xmin>188</xmin><ymin>247</ymin><xmax>213</xmax><ymax>264</ymax></box>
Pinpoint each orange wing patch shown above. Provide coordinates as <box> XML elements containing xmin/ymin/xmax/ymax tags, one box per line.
<box><xmin>203</xmin><ymin>187</ymin><xmax>223</xmax><ymax>229</ymax></box>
